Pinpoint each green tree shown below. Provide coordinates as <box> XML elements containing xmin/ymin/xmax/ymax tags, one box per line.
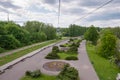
<box><xmin>84</xmin><ymin>25</ymin><xmax>99</xmax><ymax>45</ymax></box>
<box><xmin>31</xmin><ymin>32</ymin><xmax>47</xmax><ymax>43</ymax></box>
<box><xmin>96</xmin><ymin>29</ymin><xmax>117</xmax><ymax>59</ymax></box>
<box><xmin>0</xmin><ymin>35</ymin><xmax>20</xmax><ymax>49</ymax></box>
<box><xmin>5</xmin><ymin>22</ymin><xmax>30</xmax><ymax>45</ymax></box>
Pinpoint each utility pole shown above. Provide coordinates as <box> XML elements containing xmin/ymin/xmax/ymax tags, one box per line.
<box><xmin>7</xmin><ymin>12</ymin><xmax>9</xmax><ymax>22</ymax></box>
<box><xmin>57</xmin><ymin>0</ymin><xmax>61</xmax><ymax>34</ymax></box>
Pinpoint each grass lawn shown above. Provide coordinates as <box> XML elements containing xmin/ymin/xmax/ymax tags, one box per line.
<box><xmin>86</xmin><ymin>42</ymin><xmax>120</xmax><ymax>80</ymax></box>
<box><xmin>58</xmin><ymin>52</ymin><xmax>78</xmax><ymax>59</ymax></box>
<box><xmin>0</xmin><ymin>39</ymin><xmax>62</xmax><ymax>66</ymax></box>
<box><xmin>21</xmin><ymin>74</ymin><xmax>56</xmax><ymax>80</ymax></box>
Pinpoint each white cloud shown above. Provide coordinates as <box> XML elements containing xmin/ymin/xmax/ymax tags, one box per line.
<box><xmin>0</xmin><ymin>0</ymin><xmax>119</xmax><ymax>27</ymax></box>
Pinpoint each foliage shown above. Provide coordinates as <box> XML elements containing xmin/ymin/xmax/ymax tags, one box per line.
<box><xmin>86</xmin><ymin>42</ymin><xmax>120</xmax><ymax>80</ymax></box>
<box><xmin>0</xmin><ymin>35</ymin><xmax>20</xmax><ymax>49</ymax></box>
<box><xmin>65</xmin><ymin>56</ymin><xmax>78</xmax><ymax>60</ymax></box>
<box><xmin>96</xmin><ymin>29</ymin><xmax>117</xmax><ymax>59</ymax></box>
<box><xmin>25</xmin><ymin>70</ymin><xmax>41</xmax><ymax>78</ymax></box>
<box><xmin>84</xmin><ymin>25</ymin><xmax>99</xmax><ymax>45</ymax></box>
<box><xmin>52</xmin><ymin>46</ymin><xmax>59</xmax><ymax>53</ymax></box>
<box><xmin>68</xmin><ymin>46</ymin><xmax>78</xmax><ymax>52</ymax></box>
<box><xmin>30</xmin><ymin>32</ymin><xmax>47</xmax><ymax>43</ymax></box>
<box><xmin>57</xmin><ymin>64</ymin><xmax>79</xmax><ymax>80</ymax></box>
<box><xmin>0</xmin><ymin>47</ymin><xmax>5</xmax><ymax>53</ymax></box>
<box><xmin>24</xmin><ymin>21</ymin><xmax>56</xmax><ymax>40</ymax></box>
<box><xmin>5</xmin><ymin>22</ymin><xmax>30</xmax><ymax>45</ymax></box>
<box><xmin>0</xmin><ymin>21</ymin><xmax>57</xmax><ymax>52</ymax></box>
<box><xmin>45</xmin><ymin>51</ymin><xmax>60</xmax><ymax>59</ymax></box>
<box><xmin>110</xmin><ymin>27</ymin><xmax>120</xmax><ymax>39</ymax></box>
<box><xmin>69</xmin><ymin>24</ymin><xmax>87</xmax><ymax>37</ymax></box>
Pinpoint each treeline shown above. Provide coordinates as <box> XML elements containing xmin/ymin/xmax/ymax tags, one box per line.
<box><xmin>60</xmin><ymin>24</ymin><xmax>101</xmax><ymax>37</ymax></box>
<box><xmin>0</xmin><ymin>21</ymin><xmax>56</xmax><ymax>52</ymax></box>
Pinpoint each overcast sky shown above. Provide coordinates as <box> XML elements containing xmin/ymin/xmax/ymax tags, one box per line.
<box><xmin>0</xmin><ymin>0</ymin><xmax>120</xmax><ymax>27</ymax></box>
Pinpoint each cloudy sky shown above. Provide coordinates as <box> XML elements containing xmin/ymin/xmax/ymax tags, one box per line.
<box><xmin>0</xmin><ymin>0</ymin><xmax>120</xmax><ymax>27</ymax></box>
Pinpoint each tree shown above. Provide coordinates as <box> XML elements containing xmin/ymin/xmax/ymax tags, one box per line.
<box><xmin>30</xmin><ymin>32</ymin><xmax>47</xmax><ymax>43</ymax></box>
<box><xmin>0</xmin><ymin>35</ymin><xmax>20</xmax><ymax>49</ymax></box>
<box><xmin>96</xmin><ymin>29</ymin><xmax>117</xmax><ymax>59</ymax></box>
<box><xmin>5</xmin><ymin>22</ymin><xmax>30</xmax><ymax>45</ymax></box>
<box><xmin>84</xmin><ymin>25</ymin><xmax>99</xmax><ymax>45</ymax></box>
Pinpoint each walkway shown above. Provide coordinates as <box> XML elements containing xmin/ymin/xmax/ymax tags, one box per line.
<box><xmin>77</xmin><ymin>40</ymin><xmax>99</xmax><ymax>80</ymax></box>
<box><xmin>0</xmin><ymin>40</ymin><xmax>99</xmax><ymax>80</ymax></box>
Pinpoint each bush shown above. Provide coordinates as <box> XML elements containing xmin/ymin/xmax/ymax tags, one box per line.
<box><xmin>60</xmin><ymin>44</ymin><xmax>66</xmax><ymax>47</ymax></box>
<box><xmin>45</xmin><ymin>52</ymin><xmax>60</xmax><ymax>59</ymax></box>
<box><xmin>52</xmin><ymin>46</ymin><xmax>59</xmax><ymax>53</ymax></box>
<box><xmin>26</xmin><ymin>70</ymin><xmax>31</xmax><ymax>76</ymax></box>
<box><xmin>65</xmin><ymin>56</ymin><xmax>78</xmax><ymax>60</ymax></box>
<box><xmin>68</xmin><ymin>46</ymin><xmax>78</xmax><ymax>52</ymax></box>
<box><xmin>0</xmin><ymin>47</ymin><xmax>5</xmax><ymax>53</ymax></box>
<box><xmin>25</xmin><ymin>70</ymin><xmax>41</xmax><ymax>78</ymax></box>
<box><xmin>57</xmin><ymin>64</ymin><xmax>79</xmax><ymax>80</ymax></box>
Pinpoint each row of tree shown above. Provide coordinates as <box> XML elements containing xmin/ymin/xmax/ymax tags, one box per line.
<box><xmin>84</xmin><ymin>25</ymin><xmax>120</xmax><ymax>65</ymax></box>
<box><xmin>0</xmin><ymin>21</ymin><xmax>56</xmax><ymax>52</ymax></box>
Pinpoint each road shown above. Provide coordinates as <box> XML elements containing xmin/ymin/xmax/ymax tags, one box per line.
<box><xmin>0</xmin><ymin>40</ymin><xmax>99</xmax><ymax>80</ymax></box>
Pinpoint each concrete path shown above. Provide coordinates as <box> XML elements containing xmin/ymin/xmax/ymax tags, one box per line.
<box><xmin>0</xmin><ymin>40</ymin><xmax>99</xmax><ymax>80</ymax></box>
<box><xmin>77</xmin><ymin>40</ymin><xmax>99</xmax><ymax>80</ymax></box>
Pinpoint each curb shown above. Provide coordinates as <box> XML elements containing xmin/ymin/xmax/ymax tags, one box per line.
<box><xmin>0</xmin><ymin>39</ymin><xmax>67</xmax><ymax>74</ymax></box>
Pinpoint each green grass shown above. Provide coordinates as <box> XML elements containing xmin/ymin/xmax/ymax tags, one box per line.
<box><xmin>58</xmin><ymin>52</ymin><xmax>77</xmax><ymax>59</ymax></box>
<box><xmin>21</xmin><ymin>74</ymin><xmax>56</xmax><ymax>80</ymax></box>
<box><xmin>0</xmin><ymin>39</ymin><xmax>62</xmax><ymax>66</ymax></box>
<box><xmin>86</xmin><ymin>42</ymin><xmax>120</xmax><ymax>80</ymax></box>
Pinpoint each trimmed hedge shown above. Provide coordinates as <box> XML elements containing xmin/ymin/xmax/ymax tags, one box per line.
<box><xmin>45</xmin><ymin>52</ymin><xmax>60</xmax><ymax>59</ymax></box>
<box><xmin>65</xmin><ymin>56</ymin><xmax>78</xmax><ymax>60</ymax></box>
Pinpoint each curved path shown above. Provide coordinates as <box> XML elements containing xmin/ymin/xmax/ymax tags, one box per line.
<box><xmin>0</xmin><ymin>40</ymin><xmax>99</xmax><ymax>80</ymax></box>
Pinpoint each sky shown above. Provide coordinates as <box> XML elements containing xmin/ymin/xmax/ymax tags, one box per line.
<box><xmin>0</xmin><ymin>0</ymin><xmax>120</xmax><ymax>27</ymax></box>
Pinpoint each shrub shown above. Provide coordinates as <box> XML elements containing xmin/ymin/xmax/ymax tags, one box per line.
<box><xmin>52</xmin><ymin>46</ymin><xmax>59</xmax><ymax>53</ymax></box>
<box><xmin>0</xmin><ymin>47</ymin><xmax>5</xmax><ymax>53</ymax></box>
<box><xmin>25</xmin><ymin>70</ymin><xmax>41</xmax><ymax>78</ymax></box>
<box><xmin>45</xmin><ymin>52</ymin><xmax>60</xmax><ymax>59</ymax></box>
<box><xmin>69</xmin><ymin>38</ymin><xmax>74</xmax><ymax>42</ymax></box>
<box><xmin>57</xmin><ymin>64</ymin><xmax>79</xmax><ymax>80</ymax></box>
<box><xmin>25</xmin><ymin>70</ymin><xmax>31</xmax><ymax>76</ymax></box>
<box><xmin>68</xmin><ymin>46</ymin><xmax>78</xmax><ymax>52</ymax></box>
<box><xmin>60</xmin><ymin>44</ymin><xmax>66</xmax><ymax>47</ymax></box>
<box><xmin>65</xmin><ymin>56</ymin><xmax>78</xmax><ymax>60</ymax></box>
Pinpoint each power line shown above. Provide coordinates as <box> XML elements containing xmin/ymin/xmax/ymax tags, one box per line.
<box><xmin>73</xmin><ymin>0</ymin><xmax>114</xmax><ymax>23</ymax></box>
<box><xmin>58</xmin><ymin>0</ymin><xmax>61</xmax><ymax>27</ymax></box>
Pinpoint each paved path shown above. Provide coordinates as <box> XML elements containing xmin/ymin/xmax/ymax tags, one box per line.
<box><xmin>77</xmin><ymin>40</ymin><xmax>99</xmax><ymax>80</ymax></box>
<box><xmin>0</xmin><ymin>40</ymin><xmax>99</xmax><ymax>80</ymax></box>
<box><xmin>0</xmin><ymin>40</ymin><xmax>68</xmax><ymax>80</ymax></box>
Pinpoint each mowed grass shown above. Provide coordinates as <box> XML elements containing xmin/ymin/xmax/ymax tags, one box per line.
<box><xmin>58</xmin><ymin>52</ymin><xmax>78</xmax><ymax>59</ymax></box>
<box><xmin>0</xmin><ymin>39</ymin><xmax>61</xmax><ymax>66</ymax></box>
<box><xmin>21</xmin><ymin>74</ymin><xmax>56</xmax><ymax>80</ymax></box>
<box><xmin>86</xmin><ymin>42</ymin><xmax>120</xmax><ymax>80</ymax></box>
